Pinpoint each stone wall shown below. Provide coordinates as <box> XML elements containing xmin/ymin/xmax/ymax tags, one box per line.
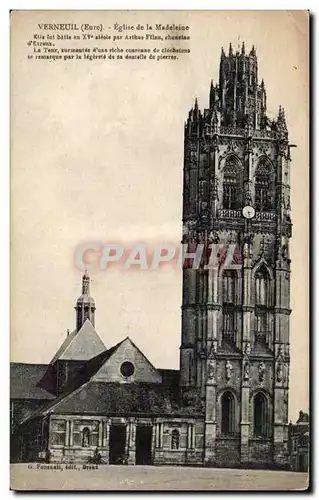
<box><xmin>248</xmin><ymin>439</ymin><xmax>273</xmax><ymax>467</ymax></box>
<box><xmin>39</xmin><ymin>414</ymin><xmax>206</xmax><ymax>466</ymax></box>
<box><xmin>215</xmin><ymin>437</ymin><xmax>241</xmax><ymax>467</ymax></box>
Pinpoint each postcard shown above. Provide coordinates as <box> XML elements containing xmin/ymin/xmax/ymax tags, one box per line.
<box><xmin>10</xmin><ymin>10</ymin><xmax>309</xmax><ymax>491</ymax></box>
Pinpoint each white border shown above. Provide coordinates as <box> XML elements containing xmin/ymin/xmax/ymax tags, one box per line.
<box><xmin>2</xmin><ymin>3</ymin><xmax>315</xmax><ymax>499</ymax></box>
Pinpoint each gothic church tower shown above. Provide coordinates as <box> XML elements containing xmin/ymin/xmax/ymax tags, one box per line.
<box><xmin>180</xmin><ymin>43</ymin><xmax>293</xmax><ymax>468</ymax></box>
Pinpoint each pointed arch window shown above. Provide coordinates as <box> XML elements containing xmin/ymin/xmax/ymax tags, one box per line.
<box><xmin>255</xmin><ymin>160</ymin><xmax>273</xmax><ymax>212</ymax></box>
<box><xmin>253</xmin><ymin>392</ymin><xmax>268</xmax><ymax>437</ymax></box>
<box><xmin>223</xmin><ymin>157</ymin><xmax>241</xmax><ymax>210</ymax></box>
<box><xmin>221</xmin><ymin>391</ymin><xmax>235</xmax><ymax>435</ymax></box>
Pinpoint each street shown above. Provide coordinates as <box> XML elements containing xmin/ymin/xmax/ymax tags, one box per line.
<box><xmin>10</xmin><ymin>464</ymin><xmax>309</xmax><ymax>491</ymax></box>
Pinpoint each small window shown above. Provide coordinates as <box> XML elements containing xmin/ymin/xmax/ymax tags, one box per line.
<box><xmin>120</xmin><ymin>361</ymin><xmax>135</xmax><ymax>378</ymax></box>
<box><xmin>51</xmin><ymin>420</ymin><xmax>66</xmax><ymax>447</ymax></box>
<box><xmin>171</xmin><ymin>429</ymin><xmax>180</xmax><ymax>450</ymax></box>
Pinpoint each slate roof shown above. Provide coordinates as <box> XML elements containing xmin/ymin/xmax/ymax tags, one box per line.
<box><xmin>16</xmin><ymin>341</ymin><xmax>126</xmax><ymax>423</ymax></box>
<box><xmin>50</xmin><ymin>329</ymin><xmax>77</xmax><ymax>363</ymax></box>
<box><xmin>13</xmin><ymin>339</ymin><xmax>186</xmax><ymax>425</ymax></box>
<box><xmin>10</xmin><ymin>340</ymin><xmax>119</xmax><ymax>403</ymax></box>
<box><xmin>50</xmin><ymin>320</ymin><xmax>106</xmax><ymax>362</ymax></box>
<box><xmin>10</xmin><ymin>363</ymin><xmax>55</xmax><ymax>400</ymax></box>
<box><xmin>35</xmin><ymin>381</ymin><xmax>194</xmax><ymax>418</ymax></box>
<box><xmin>82</xmin><ymin>340</ymin><xmax>124</xmax><ymax>376</ymax></box>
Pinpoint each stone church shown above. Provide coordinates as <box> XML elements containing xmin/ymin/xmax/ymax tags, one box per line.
<box><xmin>10</xmin><ymin>43</ymin><xmax>292</xmax><ymax>469</ymax></box>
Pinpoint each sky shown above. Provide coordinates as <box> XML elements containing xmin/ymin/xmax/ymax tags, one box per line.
<box><xmin>11</xmin><ymin>11</ymin><xmax>309</xmax><ymax>422</ymax></box>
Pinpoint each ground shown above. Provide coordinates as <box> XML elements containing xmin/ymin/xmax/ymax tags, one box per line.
<box><xmin>10</xmin><ymin>464</ymin><xmax>309</xmax><ymax>491</ymax></box>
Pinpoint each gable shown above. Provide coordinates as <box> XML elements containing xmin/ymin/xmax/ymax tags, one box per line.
<box><xmin>51</xmin><ymin>320</ymin><xmax>106</xmax><ymax>362</ymax></box>
<box><xmin>91</xmin><ymin>337</ymin><xmax>162</xmax><ymax>384</ymax></box>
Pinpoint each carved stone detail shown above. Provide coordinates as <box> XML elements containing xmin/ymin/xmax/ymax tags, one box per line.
<box><xmin>207</xmin><ymin>359</ymin><xmax>216</xmax><ymax>382</ymax></box>
<box><xmin>225</xmin><ymin>360</ymin><xmax>233</xmax><ymax>381</ymax></box>
<box><xmin>243</xmin><ymin>361</ymin><xmax>250</xmax><ymax>381</ymax></box>
<box><xmin>258</xmin><ymin>362</ymin><xmax>265</xmax><ymax>382</ymax></box>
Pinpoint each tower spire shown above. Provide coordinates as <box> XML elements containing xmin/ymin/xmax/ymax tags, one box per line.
<box><xmin>209</xmin><ymin>80</ymin><xmax>217</xmax><ymax>109</ymax></box>
<box><xmin>216</xmin><ymin>40</ymin><xmax>262</xmax><ymax>128</ymax></box>
<box><xmin>82</xmin><ymin>268</ymin><xmax>90</xmax><ymax>295</ymax></box>
<box><xmin>75</xmin><ymin>271</ymin><xmax>96</xmax><ymax>331</ymax></box>
<box><xmin>250</xmin><ymin>45</ymin><xmax>256</xmax><ymax>56</ymax></box>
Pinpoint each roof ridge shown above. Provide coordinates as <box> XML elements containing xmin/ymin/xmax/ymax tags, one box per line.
<box><xmin>10</xmin><ymin>362</ymin><xmax>49</xmax><ymax>367</ymax></box>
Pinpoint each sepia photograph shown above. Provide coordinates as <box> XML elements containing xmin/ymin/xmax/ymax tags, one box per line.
<box><xmin>10</xmin><ymin>10</ymin><xmax>309</xmax><ymax>491</ymax></box>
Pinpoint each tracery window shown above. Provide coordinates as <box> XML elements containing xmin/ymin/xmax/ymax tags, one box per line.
<box><xmin>255</xmin><ymin>160</ymin><xmax>273</xmax><ymax>211</ymax></box>
<box><xmin>223</xmin><ymin>157</ymin><xmax>241</xmax><ymax>209</ymax></box>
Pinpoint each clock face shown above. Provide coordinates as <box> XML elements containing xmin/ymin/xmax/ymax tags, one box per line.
<box><xmin>242</xmin><ymin>205</ymin><xmax>256</xmax><ymax>219</ymax></box>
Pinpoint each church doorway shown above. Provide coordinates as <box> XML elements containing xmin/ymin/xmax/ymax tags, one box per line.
<box><xmin>109</xmin><ymin>425</ymin><xmax>126</xmax><ymax>464</ymax></box>
<box><xmin>135</xmin><ymin>426</ymin><xmax>153</xmax><ymax>465</ymax></box>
